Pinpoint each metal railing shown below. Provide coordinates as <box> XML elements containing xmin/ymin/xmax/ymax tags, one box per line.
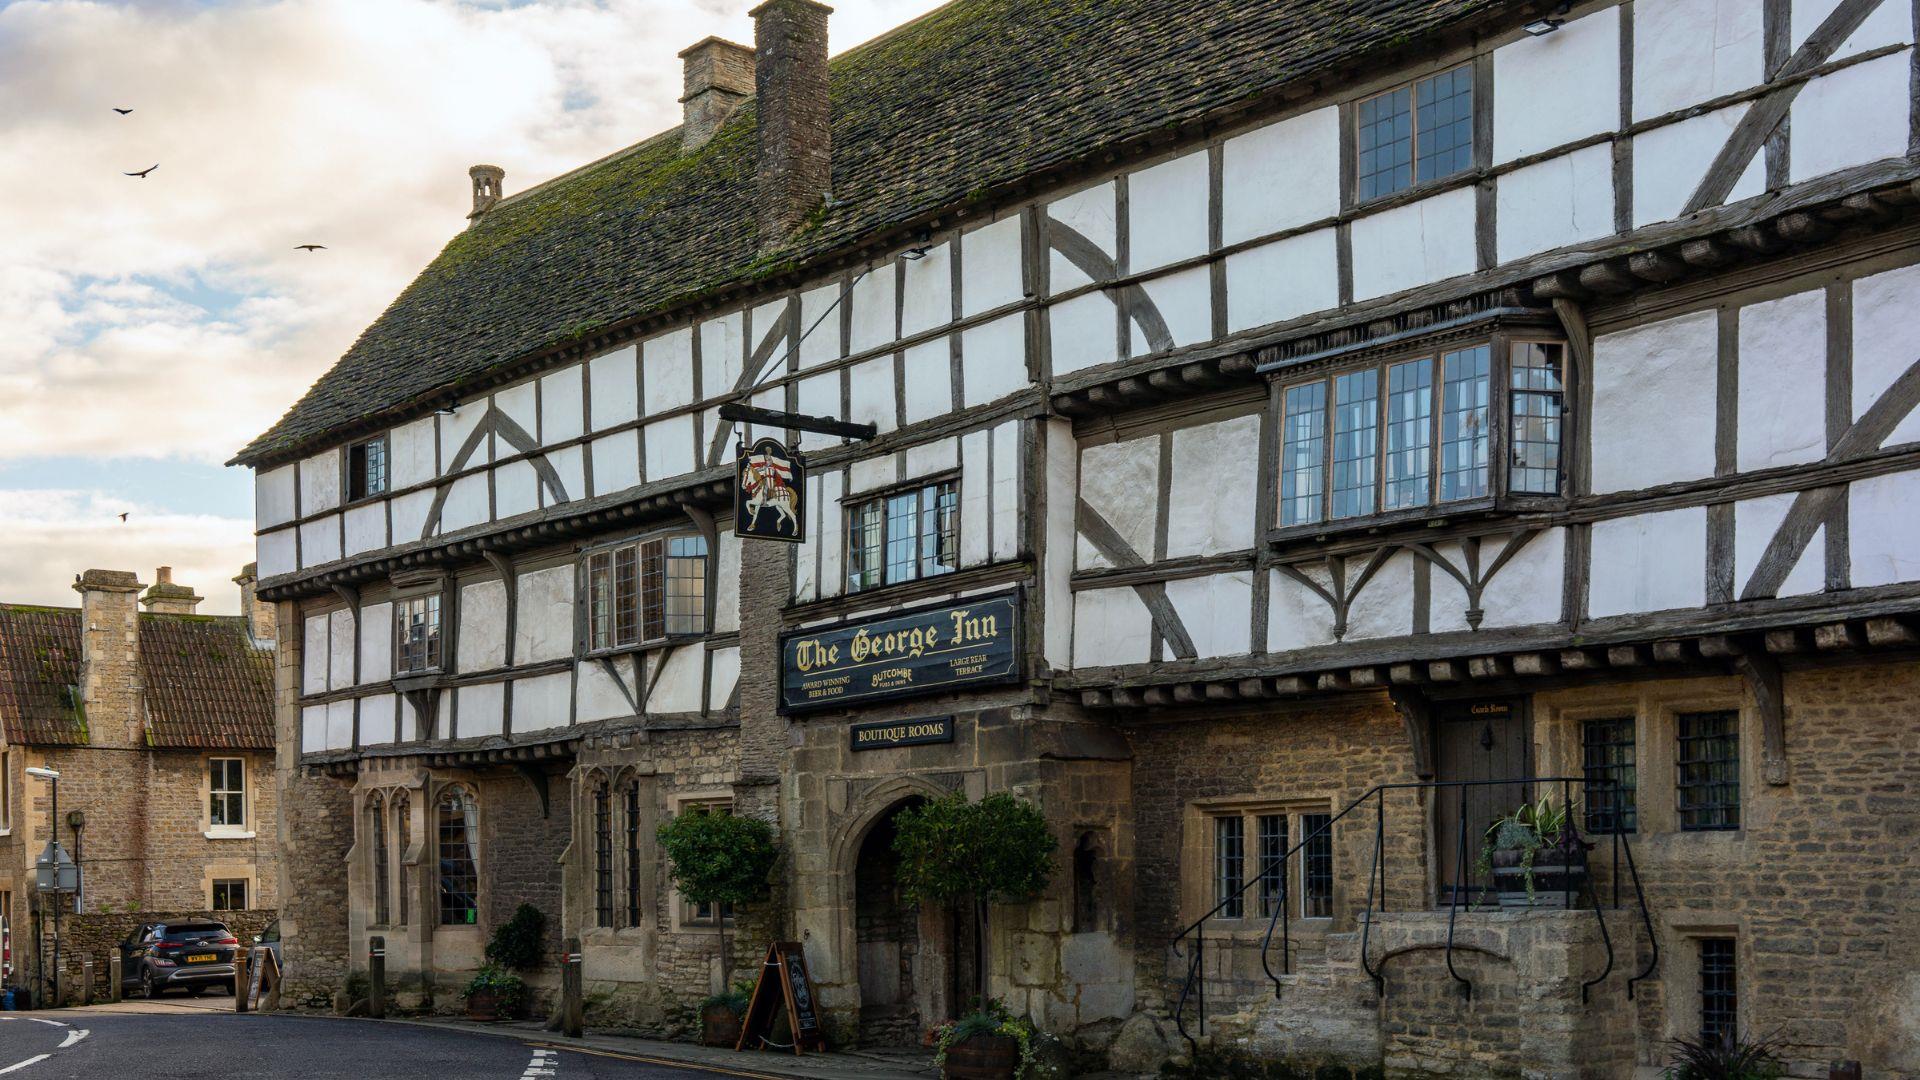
<box><xmin>1170</xmin><ymin>776</ymin><xmax>1658</xmax><ymax>1053</ymax></box>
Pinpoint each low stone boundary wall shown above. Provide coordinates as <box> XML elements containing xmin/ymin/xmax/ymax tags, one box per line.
<box><xmin>34</xmin><ymin>908</ymin><xmax>277</xmax><ymax>1002</ymax></box>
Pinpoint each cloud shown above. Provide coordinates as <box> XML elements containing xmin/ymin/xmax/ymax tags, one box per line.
<box><xmin>0</xmin><ymin>490</ymin><xmax>255</xmax><ymax>614</ymax></box>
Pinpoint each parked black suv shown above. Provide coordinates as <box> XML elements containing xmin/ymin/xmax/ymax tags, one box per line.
<box><xmin>119</xmin><ymin>921</ymin><xmax>239</xmax><ymax>998</ymax></box>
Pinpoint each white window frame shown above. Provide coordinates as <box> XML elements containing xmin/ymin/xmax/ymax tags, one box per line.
<box><xmin>393</xmin><ymin>593</ymin><xmax>444</xmax><ymax>675</ymax></box>
<box><xmin>205</xmin><ymin>757</ymin><xmax>253</xmax><ymax>839</ymax></box>
<box><xmin>210</xmin><ymin>877</ymin><xmax>249</xmax><ymax>911</ymax></box>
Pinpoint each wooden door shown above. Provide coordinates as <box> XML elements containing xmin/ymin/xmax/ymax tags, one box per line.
<box><xmin>1432</xmin><ymin>699</ymin><xmax>1531</xmax><ymax>905</ymax></box>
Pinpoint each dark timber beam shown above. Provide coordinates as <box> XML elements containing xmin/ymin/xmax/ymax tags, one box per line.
<box><xmin>1732</xmin><ymin>644</ymin><xmax>1789</xmax><ymax>786</ymax></box>
<box><xmin>1388</xmin><ymin>685</ymin><xmax>1436</xmax><ymax>780</ymax></box>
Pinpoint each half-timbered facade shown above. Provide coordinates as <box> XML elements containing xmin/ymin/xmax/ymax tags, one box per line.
<box><xmin>237</xmin><ymin>0</ymin><xmax>1920</xmax><ymax>1073</ymax></box>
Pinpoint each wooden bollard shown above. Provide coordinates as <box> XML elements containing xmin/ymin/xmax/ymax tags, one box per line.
<box><xmin>109</xmin><ymin>954</ymin><xmax>123</xmax><ymax>1003</ymax></box>
<box><xmin>561</xmin><ymin>938</ymin><xmax>583</xmax><ymax>1038</ymax></box>
<box><xmin>369</xmin><ymin>936</ymin><xmax>386</xmax><ymax>1020</ymax></box>
<box><xmin>233</xmin><ymin>948</ymin><xmax>250</xmax><ymax>1013</ymax></box>
<box><xmin>81</xmin><ymin>959</ymin><xmax>94</xmax><ymax>1005</ymax></box>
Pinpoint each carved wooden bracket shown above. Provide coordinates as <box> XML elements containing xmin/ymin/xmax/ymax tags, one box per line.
<box><xmin>397</xmin><ymin>685</ymin><xmax>442</xmax><ymax>742</ymax></box>
<box><xmin>512</xmin><ymin>762</ymin><xmax>551</xmax><ymax>818</ymax></box>
<box><xmin>482</xmin><ymin>551</ymin><xmax>517</xmax><ymax>666</ymax></box>
<box><xmin>1387</xmin><ymin>685</ymin><xmax>1436</xmax><ymax>779</ymax></box>
<box><xmin>1731</xmin><ymin>643</ymin><xmax>1789</xmax><ymax>785</ymax></box>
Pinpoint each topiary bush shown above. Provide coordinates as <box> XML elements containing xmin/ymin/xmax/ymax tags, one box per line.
<box><xmin>485</xmin><ymin>903</ymin><xmax>548</xmax><ymax>971</ymax></box>
<box><xmin>658</xmin><ymin>807</ymin><xmax>778</xmax><ymax>986</ymax></box>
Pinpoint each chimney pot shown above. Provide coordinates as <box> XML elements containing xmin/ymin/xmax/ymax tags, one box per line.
<box><xmin>751</xmin><ymin>0</ymin><xmax>833</xmax><ymax>242</ymax></box>
<box><xmin>469</xmin><ymin>164</ymin><xmax>506</xmax><ymax>224</ymax></box>
<box><xmin>156</xmin><ymin>566</ymin><xmax>172</xmax><ymax>584</ymax></box>
<box><xmin>680</xmin><ymin>37</ymin><xmax>755</xmax><ymax>152</ymax></box>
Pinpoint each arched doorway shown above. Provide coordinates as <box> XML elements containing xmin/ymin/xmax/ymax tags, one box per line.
<box><xmin>852</xmin><ymin>799</ymin><xmax>958</xmax><ymax>1047</ymax></box>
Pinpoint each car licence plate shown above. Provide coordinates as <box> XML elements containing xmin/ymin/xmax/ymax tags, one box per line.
<box><xmin>187</xmin><ymin>953</ymin><xmax>216</xmax><ymax>963</ymax></box>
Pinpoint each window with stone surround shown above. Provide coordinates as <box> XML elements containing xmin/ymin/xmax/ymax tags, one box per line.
<box><xmin>592</xmin><ymin>779</ymin><xmax>614</xmax><ymax>928</ymax></box>
<box><xmin>844</xmin><ymin>479</ymin><xmax>958</xmax><ymax>594</ymax></box>
<box><xmin>1582</xmin><ymin>717</ymin><xmax>1638</xmax><ymax>834</ymax></box>
<box><xmin>624</xmin><ymin>781</ymin><xmax>643</xmax><ymax>929</ymax></box>
<box><xmin>369</xmin><ymin>793</ymin><xmax>391</xmax><ymax>927</ymax></box>
<box><xmin>209</xmin><ymin>758</ymin><xmax>246</xmax><ymax>833</ymax></box>
<box><xmin>348</xmin><ymin>436</ymin><xmax>389</xmax><ymax>501</ymax></box>
<box><xmin>1699</xmin><ymin>937</ymin><xmax>1737</xmax><ymax>1043</ymax></box>
<box><xmin>391</xmin><ymin>792</ymin><xmax>410</xmax><ymax>927</ymax></box>
<box><xmin>1204</xmin><ymin>803</ymin><xmax>1336</xmax><ymax>924</ymax></box>
<box><xmin>437</xmin><ymin>786</ymin><xmax>480</xmax><ymax>926</ymax></box>
<box><xmin>394</xmin><ymin>594</ymin><xmax>443</xmax><ymax>674</ymax></box>
<box><xmin>1677</xmin><ymin>711</ymin><xmax>1740</xmax><ymax>831</ymax></box>
<box><xmin>584</xmin><ymin>532</ymin><xmax>708</xmax><ymax>652</ymax></box>
<box><xmin>211</xmin><ymin>878</ymin><xmax>248</xmax><ymax>911</ymax></box>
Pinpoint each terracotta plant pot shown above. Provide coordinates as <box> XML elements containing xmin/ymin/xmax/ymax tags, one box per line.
<box><xmin>943</xmin><ymin>1033</ymin><xmax>1020</xmax><ymax>1080</ymax></box>
<box><xmin>702</xmin><ymin>1003</ymin><xmax>744</xmax><ymax>1048</ymax></box>
<box><xmin>1490</xmin><ymin>843</ymin><xmax>1590</xmax><ymax>908</ymax></box>
<box><xmin>465</xmin><ymin>989</ymin><xmax>500</xmax><ymax>1021</ymax></box>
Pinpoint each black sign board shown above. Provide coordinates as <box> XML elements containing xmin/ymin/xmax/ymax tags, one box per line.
<box><xmin>849</xmin><ymin>715</ymin><xmax>955</xmax><ymax>752</ymax></box>
<box><xmin>780</xmin><ymin>591</ymin><xmax>1021</xmax><ymax>714</ymax></box>
<box><xmin>735</xmin><ymin>437</ymin><xmax>806</xmax><ymax>543</ymax></box>
<box><xmin>737</xmin><ymin>941</ymin><xmax>827</xmax><ymax>1055</ymax></box>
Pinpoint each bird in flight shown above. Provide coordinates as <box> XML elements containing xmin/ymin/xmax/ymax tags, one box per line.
<box><xmin>118</xmin><ymin>512</ymin><xmax>129</xmax><ymax>522</ymax></box>
<box><xmin>112</xmin><ymin>108</ymin><xmax>133</xmax><ymax>115</ymax></box>
<box><xmin>125</xmin><ymin>165</ymin><xmax>158</xmax><ymax>178</ymax></box>
<box><xmin>294</xmin><ymin>244</ymin><xmax>327</xmax><ymax>252</ymax></box>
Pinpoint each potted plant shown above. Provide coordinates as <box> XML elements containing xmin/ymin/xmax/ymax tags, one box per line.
<box><xmin>698</xmin><ymin>980</ymin><xmax>753</xmax><ymax>1048</ymax></box>
<box><xmin>657</xmin><ymin>807</ymin><xmax>778</xmax><ymax>1012</ymax></box>
<box><xmin>462</xmin><ymin>963</ymin><xmax>528</xmax><ymax>1021</ymax></box>
<box><xmin>1480</xmin><ymin>795</ymin><xmax>1591</xmax><ymax>908</ymax></box>
<box><xmin>932</xmin><ymin>1000</ymin><xmax>1037</xmax><ymax>1080</ymax></box>
<box><xmin>1662</xmin><ymin>1029</ymin><xmax>1788</xmax><ymax>1080</ymax></box>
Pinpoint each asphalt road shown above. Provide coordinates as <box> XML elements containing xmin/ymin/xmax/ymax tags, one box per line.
<box><xmin>0</xmin><ymin>997</ymin><xmax>745</xmax><ymax>1080</ymax></box>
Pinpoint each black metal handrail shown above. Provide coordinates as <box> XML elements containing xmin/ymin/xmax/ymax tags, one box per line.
<box><xmin>1169</xmin><ymin>776</ymin><xmax>1659</xmax><ymax>1053</ymax></box>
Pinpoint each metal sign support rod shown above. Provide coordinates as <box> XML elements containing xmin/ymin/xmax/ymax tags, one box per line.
<box><xmin>718</xmin><ymin>403</ymin><xmax>878</xmax><ymax>442</ymax></box>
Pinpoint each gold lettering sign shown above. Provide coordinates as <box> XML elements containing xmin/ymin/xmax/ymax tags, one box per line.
<box><xmin>848</xmin><ymin>716</ymin><xmax>956</xmax><ymax>751</ymax></box>
<box><xmin>780</xmin><ymin>593</ymin><xmax>1022</xmax><ymax>714</ymax></box>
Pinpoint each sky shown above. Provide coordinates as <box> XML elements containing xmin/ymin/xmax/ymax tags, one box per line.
<box><xmin>0</xmin><ymin>0</ymin><xmax>946</xmax><ymax>613</ymax></box>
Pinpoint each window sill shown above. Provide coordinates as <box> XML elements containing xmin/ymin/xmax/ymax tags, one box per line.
<box><xmin>581</xmin><ymin>634</ymin><xmax>708</xmax><ymax>662</ymax></box>
<box><xmin>1267</xmin><ymin>495</ymin><xmax>1570</xmax><ymax>552</ymax></box>
<box><xmin>205</xmin><ymin>830</ymin><xmax>256</xmax><ymax>840</ymax></box>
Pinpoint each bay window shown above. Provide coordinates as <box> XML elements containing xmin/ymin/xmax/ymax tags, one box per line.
<box><xmin>845</xmin><ymin>479</ymin><xmax>959</xmax><ymax>594</ymax></box>
<box><xmin>586</xmin><ymin>533</ymin><xmax>709</xmax><ymax>652</ymax></box>
<box><xmin>394</xmin><ymin>594</ymin><xmax>443</xmax><ymax>674</ymax></box>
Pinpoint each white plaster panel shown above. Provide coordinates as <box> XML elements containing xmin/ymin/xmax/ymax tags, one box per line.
<box><xmin>343</xmin><ymin>501</ymin><xmax>387</xmax><ymax>557</ymax></box>
<box><xmin>796</xmin><ymin>371</ymin><xmax>841</xmax><ymax>453</ymax></box>
<box><xmin>708</xmin><ymin>645</ymin><xmax>741</xmax><ymax>710</ymax></box>
<box><xmin>960</xmin><ymin>430</ymin><xmax>992</xmax><ymax>567</ymax></box>
<box><xmin>1042</xmin><ymin>419</ymin><xmax>1078</xmax><ymax>671</ymax></box>
<box><xmin>360</xmin><ymin>602</ymin><xmax>393</xmax><ymax>684</ymax></box>
<box><xmin>903</xmin><ymin>340</ymin><xmax>954</xmax><ymax>425</ymax></box>
<box><xmin>1634</xmin><ymin>0</ymin><xmax>1764</xmax><ymax>120</ymax></box>
<box><xmin>511</xmin><ymin>672</ymin><xmax>572</xmax><ymax>734</ymax></box>
<box><xmin>514</xmin><ymin>566</ymin><xmax>575</xmax><ymax>663</ymax></box>
<box><xmin>1495</xmin><ymin>144</ymin><xmax>1616</xmax><ymax>262</ymax></box>
<box><xmin>1850</xmin><ymin>469</ymin><xmax>1920</xmax><ymax>586</ymax></box>
<box><xmin>326</xmin><ymin>699</ymin><xmax>355</xmax><ymax>751</ymax></box>
<box><xmin>701</xmin><ymin>312</ymin><xmax>745</xmax><ymax>398</ymax></box>
<box><xmin>438</xmin><ymin>402</ymin><xmax>489</xmax><ymax>469</ymax></box>
<box><xmin>301</xmin><ymin>704</ymin><xmax>327</xmax><ymax>754</ymax></box>
<box><xmin>1076</xmin><ymin>435</ymin><xmax>1159</xmax><ymax>569</ymax></box>
<box><xmin>390</xmin><ymin>489</ymin><xmax>433</xmax><ymax>542</ymax></box>
<box><xmin>1591</xmin><ymin>310</ymin><xmax>1720</xmax><ymax>492</ymax></box>
<box><xmin>1633</xmin><ymin>105</ymin><xmax>1766</xmax><ymax>225</ymax></box>
<box><xmin>495</xmin><ymin>381</ymin><xmax>538</xmax><ymax>442</ymax></box>
<box><xmin>1350</xmin><ymin>187</ymin><xmax>1478</xmax><ymax>300</ymax></box>
<box><xmin>299</xmin><ymin>516</ymin><xmax>341</xmax><ymax>567</ymax></box>
<box><xmin>539</xmin><ymin>365</ymin><xmax>585</xmax><ymax>447</ymax></box>
<box><xmin>1734</xmin><ymin>492</ymin><xmax>1826</xmax><ymax>598</ymax></box>
<box><xmin>751</xmin><ymin>298</ymin><xmax>790</xmax><ymax>370</ymax></box>
<box><xmin>961</xmin><ymin>216</ymin><xmax>1025</xmax><ymax>318</ymax></box>
<box><xmin>901</xmin><ymin>243</ymin><xmax>953</xmax><ymax>336</ymax></box>
<box><xmin>1852</xmin><ymin>261</ymin><xmax>1920</xmax><ymax>448</ymax></box>
<box><xmin>1127</xmin><ymin>150</ymin><xmax>1210</xmax><ymax>273</ymax></box>
<box><xmin>849</xmin><ymin>355</ymin><xmax>897</xmax><ymax>435</ymax></box>
<box><xmin>457</xmin><ymin>578</ymin><xmax>508</xmax><ymax>673</ymax></box>
<box><xmin>436</xmin><ymin>693</ymin><xmax>452</xmax><ymax>740</ymax></box>
<box><xmin>644</xmin><ymin>414</ymin><xmax>695</xmax><ymax>481</ymax></box>
<box><xmin>715</xmin><ymin>531</ymin><xmax>741</xmax><ymax>634</ymax></box>
<box><xmin>847</xmin><ymin>453</ymin><xmax>894</xmax><ymax>496</ymax></box>
<box><xmin>817</xmin><ymin>470</ymin><xmax>845</xmax><ymax>599</ymax></box>
<box><xmin>1167</xmin><ymin>573</ymin><xmax>1254</xmax><ymax>658</ymax></box>
<box><xmin>1049</xmin><ymin>181</ymin><xmax>1117</xmax><ymax>289</ymax></box>
<box><xmin>643</xmin><ymin>328</ymin><xmax>696</xmax><ymax>414</ymax></box>
<box><xmin>1493</xmin><ymin>6</ymin><xmax>1621</xmax><ymax>163</ymax></box>
<box><xmin>1133</xmin><ymin>266</ymin><xmax>1213</xmax><ymax>355</ymax></box>
<box><xmin>400</xmin><ymin>695</ymin><xmax>427</xmax><ymax>742</ymax></box>
<box><xmin>794</xmin><ymin>493</ymin><xmax>818</xmax><ymax>604</ymax></box>
<box><xmin>1222</xmin><ymin>107</ymin><xmax>1340</xmax><ymax>244</ymax></box>
<box><xmin>302</xmin><ymin>613</ymin><xmax>329</xmax><ymax>695</ymax></box>
<box><xmin>328</xmin><ymin>608</ymin><xmax>356</xmax><ymax>689</ymax></box>
<box><xmin>575</xmin><ymin>657</ymin><xmax>637</xmax><ymax>723</ymax></box>
<box><xmin>1226</xmin><ymin>228</ymin><xmax>1339</xmax><ymax>333</ymax></box>
<box><xmin>588</xmin><ymin>345</ymin><xmax>639</xmax><ymax>432</ymax></box>
<box><xmin>359</xmin><ymin>694</ymin><xmax>397</xmax><ymax>746</ymax></box>
<box><xmin>590</xmin><ymin>430</ymin><xmax>641</xmax><ymax>496</ymax></box>
<box><xmin>1792</xmin><ymin>0</ymin><xmax>1912</xmax><ymax>60</ymax></box>
<box><xmin>905</xmin><ymin>437</ymin><xmax>959</xmax><ymax>480</ymax></box>
<box><xmin>1479</xmin><ymin>528</ymin><xmax>1568</xmax><ymax>628</ymax></box>
<box><xmin>257</xmin><ymin>528</ymin><xmax>296</xmax><ymax>579</ymax></box>
<box><xmin>439</xmin><ymin>474</ymin><xmax>490</xmax><ymax>534</ymax></box>
<box><xmin>544</xmin><ymin>445</ymin><xmax>584</xmax><ymax>507</ymax></box>
<box><xmin>1166</xmin><ymin>415</ymin><xmax>1258</xmax><ymax>558</ymax></box>
<box><xmin>1588</xmin><ymin>507</ymin><xmax>1709</xmax><ymax>617</ymax></box>
<box><xmin>494</xmin><ymin>460</ymin><xmax>539</xmax><ymax>520</ymax></box>
<box><xmin>1072</xmin><ymin>588</ymin><xmax>1152</xmax><ymax>667</ymax></box>
<box><xmin>991</xmin><ymin>421</ymin><xmax>1020</xmax><ymax>562</ymax></box>
<box><xmin>1048</xmin><ymin>292</ymin><xmax>1120</xmax><ymax>376</ymax></box>
<box><xmin>850</xmin><ymin>265</ymin><xmax>898</xmax><ymax>355</ymax></box>
<box><xmin>389</xmin><ymin>417</ymin><xmax>437</xmax><ymax>487</ymax></box>
<box><xmin>647</xmin><ymin>645</ymin><xmax>705</xmax><ymax>715</ymax></box>
<box><xmin>1737</xmin><ymin>289</ymin><xmax>1828</xmax><ymax>472</ymax></box>
<box><xmin>1790</xmin><ymin>55</ymin><xmax>1913</xmax><ymax>184</ymax></box>
<box><xmin>961</xmin><ymin>314</ymin><xmax>1029</xmax><ymax>407</ymax></box>
<box><xmin>798</xmin><ymin>284</ymin><xmax>841</xmax><ymax>370</ymax></box>
<box><xmin>1267</xmin><ymin>567</ymin><xmax>1337</xmax><ymax>654</ymax></box>
<box><xmin>455</xmin><ymin>682</ymin><xmax>504</xmax><ymax>739</ymax></box>
<box><xmin>256</xmin><ymin>465</ymin><xmax>296</xmax><ymax>528</ymax></box>
<box><xmin>300</xmin><ymin>451</ymin><xmax>341</xmax><ymax>514</ymax></box>
<box><xmin>1345</xmin><ymin>552</ymin><xmax>1416</xmax><ymax>641</ymax></box>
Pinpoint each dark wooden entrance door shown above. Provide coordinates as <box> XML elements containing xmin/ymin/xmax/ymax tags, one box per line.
<box><xmin>1432</xmin><ymin>699</ymin><xmax>1531</xmax><ymax>905</ymax></box>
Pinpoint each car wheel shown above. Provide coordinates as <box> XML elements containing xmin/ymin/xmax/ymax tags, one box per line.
<box><xmin>141</xmin><ymin>972</ymin><xmax>157</xmax><ymax>999</ymax></box>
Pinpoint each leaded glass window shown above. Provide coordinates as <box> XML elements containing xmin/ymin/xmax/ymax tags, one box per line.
<box><xmin>1356</xmin><ymin>66</ymin><xmax>1475</xmax><ymax>201</ymax></box>
<box><xmin>1678</xmin><ymin>711</ymin><xmax>1740</xmax><ymax>831</ymax></box>
<box><xmin>845</xmin><ymin>480</ymin><xmax>958</xmax><ymax>594</ymax></box>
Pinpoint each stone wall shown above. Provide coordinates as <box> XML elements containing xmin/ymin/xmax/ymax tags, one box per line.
<box><xmin>274</xmin><ymin>600</ymin><xmax>355</xmax><ymax>1007</ymax></box>
<box><xmin>41</xmin><ymin>908</ymin><xmax>277</xmax><ymax>1002</ymax></box>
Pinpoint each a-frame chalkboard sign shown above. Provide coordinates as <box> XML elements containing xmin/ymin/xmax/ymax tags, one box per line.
<box><xmin>735</xmin><ymin>941</ymin><xmax>827</xmax><ymax>1055</ymax></box>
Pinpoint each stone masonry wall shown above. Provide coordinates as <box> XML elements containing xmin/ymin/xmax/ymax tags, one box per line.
<box><xmin>273</xmin><ymin>600</ymin><xmax>355</xmax><ymax>1007</ymax></box>
<box><xmin>44</xmin><ymin>908</ymin><xmax>276</xmax><ymax>1002</ymax></box>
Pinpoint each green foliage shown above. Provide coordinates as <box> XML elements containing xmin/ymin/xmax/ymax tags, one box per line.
<box><xmin>892</xmin><ymin>792</ymin><xmax>1057</xmax><ymax>907</ymax></box>
<box><xmin>462</xmin><ymin>963</ymin><xmax>529</xmax><ymax>1017</ymax></box>
<box><xmin>1159</xmin><ymin>1048</ymin><xmax>1356</xmax><ymax>1079</ymax></box>
<box><xmin>931</xmin><ymin>1000</ymin><xmax>1038</xmax><ymax>1079</ymax></box>
<box><xmin>701</xmin><ymin>979</ymin><xmax>755</xmax><ymax>1018</ymax></box>
<box><xmin>1478</xmin><ymin>795</ymin><xmax>1580</xmax><ymax>903</ymax></box>
<box><xmin>657</xmin><ymin>809</ymin><xmax>778</xmax><ymax>908</ymax></box>
<box><xmin>484</xmin><ymin>903</ymin><xmax>548</xmax><ymax>971</ymax></box>
<box><xmin>1662</xmin><ymin>1030</ymin><xmax>1788</xmax><ymax>1080</ymax></box>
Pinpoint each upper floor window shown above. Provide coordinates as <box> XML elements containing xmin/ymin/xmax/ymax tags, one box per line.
<box><xmin>1</xmin><ymin>750</ymin><xmax>10</xmax><ymax>832</ymax></box>
<box><xmin>349</xmin><ymin>436</ymin><xmax>389</xmax><ymax>501</ymax></box>
<box><xmin>586</xmin><ymin>533</ymin><xmax>709</xmax><ymax>652</ymax></box>
<box><xmin>209</xmin><ymin>758</ymin><xmax>246</xmax><ymax>832</ymax></box>
<box><xmin>394</xmin><ymin>594</ymin><xmax>443</xmax><ymax>674</ymax></box>
<box><xmin>1356</xmin><ymin>65</ymin><xmax>1474</xmax><ymax>201</ymax></box>
<box><xmin>846</xmin><ymin>480</ymin><xmax>958</xmax><ymax>594</ymax></box>
<box><xmin>1277</xmin><ymin>339</ymin><xmax>1564</xmax><ymax>529</ymax></box>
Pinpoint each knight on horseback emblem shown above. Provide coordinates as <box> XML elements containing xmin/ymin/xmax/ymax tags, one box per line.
<box><xmin>735</xmin><ymin>437</ymin><xmax>807</xmax><ymax>542</ymax></box>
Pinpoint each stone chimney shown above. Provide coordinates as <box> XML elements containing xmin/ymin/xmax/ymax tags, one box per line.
<box><xmin>139</xmin><ymin>566</ymin><xmax>203</xmax><ymax>615</ymax></box>
<box><xmin>680</xmin><ymin>37</ymin><xmax>755</xmax><ymax>152</ymax></box>
<box><xmin>73</xmin><ymin>569</ymin><xmax>145</xmax><ymax>748</ymax></box>
<box><xmin>234</xmin><ymin>562</ymin><xmax>277</xmax><ymax>645</ymax></box>
<box><xmin>751</xmin><ymin>0</ymin><xmax>833</xmax><ymax>241</ymax></box>
<box><xmin>468</xmin><ymin>164</ymin><xmax>505</xmax><ymax>225</ymax></box>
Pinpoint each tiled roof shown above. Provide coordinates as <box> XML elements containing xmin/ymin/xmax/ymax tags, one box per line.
<box><xmin>232</xmin><ymin>0</ymin><xmax>1507</xmax><ymax>467</ymax></box>
<box><xmin>0</xmin><ymin>606</ymin><xmax>86</xmax><ymax>746</ymax></box>
<box><xmin>137</xmin><ymin>615</ymin><xmax>276</xmax><ymax>750</ymax></box>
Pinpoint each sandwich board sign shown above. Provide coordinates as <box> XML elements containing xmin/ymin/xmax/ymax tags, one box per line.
<box><xmin>736</xmin><ymin>941</ymin><xmax>827</xmax><ymax>1054</ymax></box>
<box><xmin>735</xmin><ymin>438</ymin><xmax>807</xmax><ymax>543</ymax></box>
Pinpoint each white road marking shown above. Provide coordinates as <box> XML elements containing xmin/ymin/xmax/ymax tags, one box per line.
<box><xmin>0</xmin><ymin>1055</ymin><xmax>49</xmax><ymax>1075</ymax></box>
<box><xmin>23</xmin><ymin>1020</ymin><xmax>64</xmax><ymax>1028</ymax></box>
<box><xmin>522</xmin><ymin>1046</ymin><xmax>558</xmax><ymax>1078</ymax></box>
<box><xmin>56</xmin><ymin>1031</ymin><xmax>86</xmax><ymax>1050</ymax></box>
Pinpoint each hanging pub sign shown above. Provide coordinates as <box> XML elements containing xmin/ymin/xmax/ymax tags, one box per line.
<box><xmin>735</xmin><ymin>437</ymin><xmax>806</xmax><ymax>543</ymax></box>
<box><xmin>780</xmin><ymin>591</ymin><xmax>1021</xmax><ymax>714</ymax></box>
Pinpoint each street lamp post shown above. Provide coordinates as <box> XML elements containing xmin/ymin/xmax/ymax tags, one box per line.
<box><xmin>26</xmin><ymin>767</ymin><xmax>62</xmax><ymax>1007</ymax></box>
